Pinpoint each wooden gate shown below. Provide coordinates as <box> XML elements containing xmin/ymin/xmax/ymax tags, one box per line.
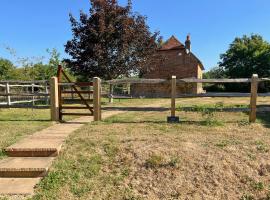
<box><xmin>55</xmin><ymin>65</ymin><xmax>101</xmax><ymax>121</ymax></box>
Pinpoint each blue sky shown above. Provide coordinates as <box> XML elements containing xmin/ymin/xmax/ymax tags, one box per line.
<box><xmin>0</xmin><ymin>0</ymin><xmax>270</xmax><ymax>71</ymax></box>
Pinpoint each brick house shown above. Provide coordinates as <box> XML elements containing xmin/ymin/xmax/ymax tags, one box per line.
<box><xmin>131</xmin><ymin>35</ymin><xmax>205</xmax><ymax>97</ymax></box>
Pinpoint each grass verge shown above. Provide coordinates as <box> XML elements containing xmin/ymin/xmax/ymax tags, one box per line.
<box><xmin>32</xmin><ymin>102</ymin><xmax>270</xmax><ymax>199</ymax></box>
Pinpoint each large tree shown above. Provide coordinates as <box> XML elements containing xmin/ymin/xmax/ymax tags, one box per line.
<box><xmin>219</xmin><ymin>34</ymin><xmax>270</xmax><ymax>78</ymax></box>
<box><xmin>219</xmin><ymin>34</ymin><xmax>270</xmax><ymax>92</ymax></box>
<box><xmin>65</xmin><ymin>0</ymin><xmax>160</xmax><ymax>80</ymax></box>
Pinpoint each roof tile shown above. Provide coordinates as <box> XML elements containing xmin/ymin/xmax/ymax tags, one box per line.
<box><xmin>160</xmin><ymin>35</ymin><xmax>185</xmax><ymax>50</ymax></box>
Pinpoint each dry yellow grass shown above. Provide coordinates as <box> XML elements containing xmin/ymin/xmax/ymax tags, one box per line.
<box><xmin>31</xmin><ymin>97</ymin><xmax>270</xmax><ymax>200</ymax></box>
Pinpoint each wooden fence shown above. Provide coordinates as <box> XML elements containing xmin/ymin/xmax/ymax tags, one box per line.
<box><xmin>107</xmin><ymin>74</ymin><xmax>270</xmax><ymax>123</ymax></box>
<box><xmin>0</xmin><ymin>80</ymin><xmax>49</xmax><ymax>108</ymax></box>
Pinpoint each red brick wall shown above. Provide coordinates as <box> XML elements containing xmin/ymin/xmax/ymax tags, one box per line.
<box><xmin>144</xmin><ymin>49</ymin><xmax>199</xmax><ymax>79</ymax></box>
<box><xmin>131</xmin><ymin>49</ymin><xmax>203</xmax><ymax>97</ymax></box>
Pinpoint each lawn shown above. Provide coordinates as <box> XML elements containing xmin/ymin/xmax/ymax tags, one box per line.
<box><xmin>0</xmin><ymin>98</ymin><xmax>164</xmax><ymax>159</ymax></box>
<box><xmin>31</xmin><ymin>97</ymin><xmax>270</xmax><ymax>200</ymax></box>
<box><xmin>0</xmin><ymin>108</ymin><xmax>52</xmax><ymax>159</ymax></box>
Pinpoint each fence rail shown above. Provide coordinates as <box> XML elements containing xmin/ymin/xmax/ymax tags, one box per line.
<box><xmin>106</xmin><ymin>78</ymin><xmax>264</xmax><ymax>84</ymax></box>
<box><xmin>107</xmin><ymin>74</ymin><xmax>270</xmax><ymax>123</ymax></box>
<box><xmin>176</xmin><ymin>92</ymin><xmax>270</xmax><ymax>98</ymax></box>
<box><xmin>0</xmin><ymin>81</ymin><xmax>49</xmax><ymax>107</ymax></box>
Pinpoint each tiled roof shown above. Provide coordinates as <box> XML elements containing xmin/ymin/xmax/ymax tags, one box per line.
<box><xmin>159</xmin><ymin>35</ymin><xmax>185</xmax><ymax>50</ymax></box>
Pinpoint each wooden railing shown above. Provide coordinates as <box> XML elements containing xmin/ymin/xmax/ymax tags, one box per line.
<box><xmin>0</xmin><ymin>81</ymin><xmax>49</xmax><ymax>108</ymax></box>
<box><xmin>107</xmin><ymin>74</ymin><xmax>269</xmax><ymax>123</ymax></box>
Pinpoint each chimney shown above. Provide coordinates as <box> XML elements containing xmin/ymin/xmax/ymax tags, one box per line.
<box><xmin>185</xmin><ymin>34</ymin><xmax>191</xmax><ymax>53</ymax></box>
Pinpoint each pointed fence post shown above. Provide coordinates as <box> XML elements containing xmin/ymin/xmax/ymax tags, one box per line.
<box><xmin>50</xmin><ymin>77</ymin><xmax>59</xmax><ymax>121</ymax></box>
<box><xmin>93</xmin><ymin>77</ymin><xmax>101</xmax><ymax>121</ymax></box>
<box><xmin>249</xmin><ymin>74</ymin><xmax>258</xmax><ymax>123</ymax></box>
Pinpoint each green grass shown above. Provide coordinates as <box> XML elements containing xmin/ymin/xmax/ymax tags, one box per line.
<box><xmin>0</xmin><ymin>108</ymin><xmax>52</xmax><ymax>159</ymax></box>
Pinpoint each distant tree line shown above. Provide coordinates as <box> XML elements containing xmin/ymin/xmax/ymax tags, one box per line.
<box><xmin>204</xmin><ymin>34</ymin><xmax>270</xmax><ymax>92</ymax></box>
<box><xmin>0</xmin><ymin>49</ymin><xmax>74</xmax><ymax>81</ymax></box>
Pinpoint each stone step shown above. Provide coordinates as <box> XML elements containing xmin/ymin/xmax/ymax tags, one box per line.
<box><xmin>0</xmin><ymin>157</ymin><xmax>54</xmax><ymax>177</ymax></box>
<box><xmin>5</xmin><ymin>137</ymin><xmax>63</xmax><ymax>157</ymax></box>
<box><xmin>0</xmin><ymin>178</ymin><xmax>41</xmax><ymax>195</ymax></box>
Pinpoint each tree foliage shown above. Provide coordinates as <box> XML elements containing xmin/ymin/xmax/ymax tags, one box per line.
<box><xmin>203</xmin><ymin>66</ymin><xmax>225</xmax><ymax>79</ymax></box>
<box><xmin>0</xmin><ymin>58</ymin><xmax>17</xmax><ymax>80</ymax></box>
<box><xmin>219</xmin><ymin>34</ymin><xmax>270</xmax><ymax>78</ymax></box>
<box><xmin>65</xmin><ymin>0</ymin><xmax>161</xmax><ymax>80</ymax></box>
<box><xmin>203</xmin><ymin>35</ymin><xmax>270</xmax><ymax>92</ymax></box>
<box><xmin>0</xmin><ymin>48</ymin><xmax>69</xmax><ymax>81</ymax></box>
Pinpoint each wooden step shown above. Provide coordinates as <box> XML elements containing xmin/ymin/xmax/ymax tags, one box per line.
<box><xmin>0</xmin><ymin>157</ymin><xmax>54</xmax><ymax>178</ymax></box>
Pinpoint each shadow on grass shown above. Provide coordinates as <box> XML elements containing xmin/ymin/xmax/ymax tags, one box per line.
<box><xmin>103</xmin><ymin>105</ymin><xmax>270</xmax><ymax>112</ymax></box>
<box><xmin>104</xmin><ymin>105</ymin><xmax>270</xmax><ymax>128</ymax></box>
<box><xmin>103</xmin><ymin>107</ymin><xmax>169</xmax><ymax>112</ymax></box>
<box><xmin>0</xmin><ymin>119</ymin><xmax>51</xmax><ymax>122</ymax></box>
<box><xmin>256</xmin><ymin>112</ymin><xmax>270</xmax><ymax>128</ymax></box>
<box><xmin>104</xmin><ymin>119</ymin><xmax>238</xmax><ymax>126</ymax></box>
<box><xmin>60</xmin><ymin>121</ymin><xmax>89</xmax><ymax>125</ymax></box>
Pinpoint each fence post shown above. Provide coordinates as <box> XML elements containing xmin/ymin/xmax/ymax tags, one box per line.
<box><xmin>109</xmin><ymin>84</ymin><xmax>114</xmax><ymax>103</ymax></box>
<box><xmin>171</xmin><ymin>76</ymin><xmax>176</xmax><ymax>117</ymax></box>
<box><xmin>5</xmin><ymin>83</ymin><xmax>11</xmax><ymax>106</ymax></box>
<box><xmin>167</xmin><ymin>76</ymin><xmax>179</xmax><ymax>123</ymax></box>
<box><xmin>93</xmin><ymin>77</ymin><xmax>101</xmax><ymax>121</ymax></box>
<box><xmin>31</xmin><ymin>83</ymin><xmax>35</xmax><ymax>106</ymax></box>
<box><xmin>249</xmin><ymin>74</ymin><xmax>258</xmax><ymax>123</ymax></box>
<box><xmin>50</xmin><ymin>77</ymin><xmax>59</xmax><ymax>121</ymax></box>
<box><xmin>127</xmin><ymin>83</ymin><xmax>130</xmax><ymax>95</ymax></box>
<box><xmin>45</xmin><ymin>83</ymin><xmax>49</xmax><ymax>105</ymax></box>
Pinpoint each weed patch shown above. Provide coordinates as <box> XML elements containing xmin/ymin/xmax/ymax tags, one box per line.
<box><xmin>145</xmin><ymin>154</ymin><xmax>180</xmax><ymax>169</ymax></box>
<box><xmin>255</xmin><ymin>141</ymin><xmax>269</xmax><ymax>153</ymax></box>
<box><xmin>145</xmin><ymin>154</ymin><xmax>164</xmax><ymax>168</ymax></box>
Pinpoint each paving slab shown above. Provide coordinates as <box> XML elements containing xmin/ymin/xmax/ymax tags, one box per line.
<box><xmin>0</xmin><ymin>178</ymin><xmax>41</xmax><ymax>195</ymax></box>
<box><xmin>0</xmin><ymin>157</ymin><xmax>54</xmax><ymax>177</ymax></box>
